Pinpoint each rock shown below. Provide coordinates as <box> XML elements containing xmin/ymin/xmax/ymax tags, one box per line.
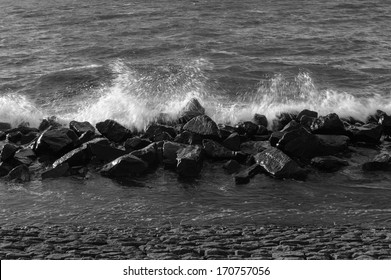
<box><xmin>6</xmin><ymin>131</ymin><xmax>22</xmax><ymax>143</ymax></box>
<box><xmin>41</xmin><ymin>163</ymin><xmax>70</xmax><ymax>179</ymax></box>
<box><xmin>0</xmin><ymin>122</ymin><xmax>11</xmax><ymax>131</ymax></box>
<box><xmin>362</xmin><ymin>152</ymin><xmax>391</xmax><ymax>171</ymax></box>
<box><xmin>253</xmin><ymin>114</ymin><xmax>268</xmax><ymax>127</ymax></box>
<box><xmin>75</xmin><ymin>130</ymin><xmax>96</xmax><ymax>146</ymax></box>
<box><xmin>0</xmin><ymin>162</ymin><xmax>13</xmax><ymax>177</ymax></box>
<box><xmin>378</xmin><ymin>113</ymin><xmax>391</xmax><ymax>137</ymax></box>
<box><xmin>7</xmin><ymin>165</ymin><xmax>30</xmax><ymax>182</ymax></box>
<box><xmin>269</xmin><ymin>131</ymin><xmax>284</xmax><ymax>147</ymax></box>
<box><xmin>176</xmin><ymin>145</ymin><xmax>203</xmax><ymax>177</ymax></box>
<box><xmin>87</xmin><ymin>138</ymin><xmax>126</xmax><ymax>162</ymax></box>
<box><xmin>223</xmin><ymin>160</ymin><xmax>241</xmax><ymax>174</ymax></box>
<box><xmin>14</xmin><ymin>148</ymin><xmax>36</xmax><ymax>166</ymax></box>
<box><xmin>234</xmin><ymin>164</ymin><xmax>262</xmax><ymax>184</ymax></box>
<box><xmin>310</xmin><ymin>113</ymin><xmax>346</xmax><ymax>135</ymax></box>
<box><xmin>69</xmin><ymin>121</ymin><xmax>95</xmax><ymax>136</ymax></box>
<box><xmin>100</xmin><ymin>154</ymin><xmax>148</xmax><ymax>178</ymax></box>
<box><xmin>297</xmin><ymin>109</ymin><xmax>318</xmax><ymax>120</ymax></box>
<box><xmin>174</xmin><ymin>131</ymin><xmax>200</xmax><ymax>145</ymax></box>
<box><xmin>163</xmin><ymin>141</ymin><xmax>187</xmax><ymax>166</ymax></box>
<box><xmin>254</xmin><ymin>147</ymin><xmax>307</xmax><ymax>179</ymax></box>
<box><xmin>256</xmin><ymin>125</ymin><xmax>269</xmax><ymax>136</ymax></box>
<box><xmin>316</xmin><ymin>135</ymin><xmax>350</xmax><ymax>154</ymax></box>
<box><xmin>349</xmin><ymin>123</ymin><xmax>383</xmax><ymax>144</ymax></box>
<box><xmin>34</xmin><ymin>128</ymin><xmax>78</xmax><ymax>156</ymax></box>
<box><xmin>38</xmin><ymin>116</ymin><xmax>62</xmax><ymax>131</ymax></box>
<box><xmin>235</xmin><ymin>121</ymin><xmax>259</xmax><ymax>137</ymax></box>
<box><xmin>0</xmin><ymin>131</ymin><xmax>6</xmax><ymax>141</ymax></box>
<box><xmin>178</xmin><ymin>98</ymin><xmax>205</xmax><ymax>123</ymax></box>
<box><xmin>95</xmin><ymin>119</ymin><xmax>132</xmax><ymax>143</ymax></box>
<box><xmin>153</xmin><ymin>131</ymin><xmax>173</xmax><ymax>142</ymax></box>
<box><xmin>183</xmin><ymin>115</ymin><xmax>220</xmax><ymax>140</ymax></box>
<box><xmin>52</xmin><ymin>145</ymin><xmax>91</xmax><ymax>169</ymax></box>
<box><xmin>222</xmin><ymin>133</ymin><xmax>241</xmax><ymax>151</ymax></box>
<box><xmin>124</xmin><ymin>137</ymin><xmax>152</xmax><ymax>152</ymax></box>
<box><xmin>272</xmin><ymin>112</ymin><xmax>295</xmax><ymax>131</ymax></box>
<box><xmin>130</xmin><ymin>143</ymin><xmax>158</xmax><ymax>166</ymax></box>
<box><xmin>144</xmin><ymin>124</ymin><xmax>176</xmax><ymax>140</ymax></box>
<box><xmin>240</xmin><ymin>141</ymin><xmax>269</xmax><ymax>155</ymax></box>
<box><xmin>311</xmin><ymin>156</ymin><xmax>349</xmax><ymax>172</ymax></box>
<box><xmin>299</xmin><ymin>115</ymin><xmax>316</xmax><ymax>128</ymax></box>
<box><xmin>20</xmin><ymin>132</ymin><xmax>39</xmax><ymax>145</ymax></box>
<box><xmin>0</xmin><ymin>143</ymin><xmax>19</xmax><ymax>162</ymax></box>
<box><xmin>202</xmin><ymin>139</ymin><xmax>236</xmax><ymax>159</ymax></box>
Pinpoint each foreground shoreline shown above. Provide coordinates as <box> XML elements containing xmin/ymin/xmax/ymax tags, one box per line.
<box><xmin>1</xmin><ymin>223</ymin><xmax>390</xmax><ymax>260</ymax></box>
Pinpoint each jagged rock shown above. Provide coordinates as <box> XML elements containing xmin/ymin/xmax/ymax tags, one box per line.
<box><xmin>272</xmin><ymin>112</ymin><xmax>296</xmax><ymax>131</ymax></box>
<box><xmin>20</xmin><ymin>131</ymin><xmax>39</xmax><ymax>145</ymax></box>
<box><xmin>254</xmin><ymin>147</ymin><xmax>307</xmax><ymax>180</ymax></box>
<box><xmin>269</xmin><ymin>131</ymin><xmax>284</xmax><ymax>147</ymax></box>
<box><xmin>202</xmin><ymin>139</ymin><xmax>236</xmax><ymax>159</ymax></box>
<box><xmin>88</xmin><ymin>138</ymin><xmax>126</xmax><ymax>162</ymax></box>
<box><xmin>124</xmin><ymin>137</ymin><xmax>152</xmax><ymax>152</ymax></box>
<box><xmin>222</xmin><ymin>133</ymin><xmax>241</xmax><ymax>151</ymax></box>
<box><xmin>0</xmin><ymin>162</ymin><xmax>13</xmax><ymax>177</ymax></box>
<box><xmin>1</xmin><ymin>143</ymin><xmax>19</xmax><ymax>162</ymax></box>
<box><xmin>299</xmin><ymin>115</ymin><xmax>316</xmax><ymax>128</ymax></box>
<box><xmin>234</xmin><ymin>164</ymin><xmax>262</xmax><ymax>184</ymax></box>
<box><xmin>14</xmin><ymin>148</ymin><xmax>36</xmax><ymax>166</ymax></box>
<box><xmin>223</xmin><ymin>160</ymin><xmax>241</xmax><ymax>174</ymax></box>
<box><xmin>253</xmin><ymin>114</ymin><xmax>268</xmax><ymax>127</ymax></box>
<box><xmin>0</xmin><ymin>131</ymin><xmax>6</xmax><ymax>141</ymax></box>
<box><xmin>310</xmin><ymin>113</ymin><xmax>346</xmax><ymax>135</ymax></box>
<box><xmin>42</xmin><ymin>163</ymin><xmax>70</xmax><ymax>179</ymax></box>
<box><xmin>178</xmin><ymin>98</ymin><xmax>205</xmax><ymax>123</ymax></box>
<box><xmin>176</xmin><ymin>145</ymin><xmax>203</xmax><ymax>177</ymax></box>
<box><xmin>240</xmin><ymin>141</ymin><xmax>269</xmax><ymax>155</ymax></box>
<box><xmin>34</xmin><ymin>128</ymin><xmax>78</xmax><ymax>156</ymax></box>
<box><xmin>153</xmin><ymin>131</ymin><xmax>173</xmax><ymax>142</ymax></box>
<box><xmin>75</xmin><ymin>130</ymin><xmax>96</xmax><ymax>146</ymax></box>
<box><xmin>163</xmin><ymin>141</ymin><xmax>187</xmax><ymax>166</ymax></box>
<box><xmin>235</xmin><ymin>121</ymin><xmax>258</xmax><ymax>137</ymax></box>
<box><xmin>297</xmin><ymin>109</ymin><xmax>318</xmax><ymax>120</ymax></box>
<box><xmin>6</xmin><ymin>131</ymin><xmax>22</xmax><ymax>143</ymax></box>
<box><xmin>95</xmin><ymin>119</ymin><xmax>132</xmax><ymax>143</ymax></box>
<box><xmin>174</xmin><ymin>131</ymin><xmax>200</xmax><ymax>145</ymax></box>
<box><xmin>183</xmin><ymin>115</ymin><xmax>220</xmax><ymax>140</ymax></box>
<box><xmin>100</xmin><ymin>154</ymin><xmax>148</xmax><ymax>178</ymax></box>
<box><xmin>144</xmin><ymin>124</ymin><xmax>176</xmax><ymax>140</ymax></box>
<box><xmin>362</xmin><ymin>152</ymin><xmax>391</xmax><ymax>171</ymax></box>
<box><xmin>52</xmin><ymin>145</ymin><xmax>91</xmax><ymax>168</ymax></box>
<box><xmin>256</xmin><ymin>125</ymin><xmax>269</xmax><ymax>135</ymax></box>
<box><xmin>7</xmin><ymin>164</ymin><xmax>30</xmax><ymax>182</ymax></box>
<box><xmin>378</xmin><ymin>113</ymin><xmax>391</xmax><ymax>136</ymax></box>
<box><xmin>366</xmin><ymin>110</ymin><xmax>386</xmax><ymax>124</ymax></box>
<box><xmin>0</xmin><ymin>122</ymin><xmax>11</xmax><ymax>131</ymax></box>
<box><xmin>311</xmin><ymin>156</ymin><xmax>349</xmax><ymax>172</ymax></box>
<box><xmin>38</xmin><ymin>116</ymin><xmax>62</xmax><ymax>131</ymax></box>
<box><xmin>130</xmin><ymin>143</ymin><xmax>158</xmax><ymax>166</ymax></box>
<box><xmin>349</xmin><ymin>123</ymin><xmax>383</xmax><ymax>144</ymax></box>
<box><xmin>69</xmin><ymin>121</ymin><xmax>96</xmax><ymax>136</ymax></box>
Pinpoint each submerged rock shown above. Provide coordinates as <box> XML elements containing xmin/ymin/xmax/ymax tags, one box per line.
<box><xmin>223</xmin><ymin>159</ymin><xmax>241</xmax><ymax>174</ymax></box>
<box><xmin>96</xmin><ymin>119</ymin><xmax>132</xmax><ymax>143</ymax></box>
<box><xmin>176</xmin><ymin>145</ymin><xmax>203</xmax><ymax>177</ymax></box>
<box><xmin>101</xmin><ymin>154</ymin><xmax>148</xmax><ymax>178</ymax></box>
<box><xmin>183</xmin><ymin>115</ymin><xmax>220</xmax><ymax>140</ymax></box>
<box><xmin>254</xmin><ymin>147</ymin><xmax>307</xmax><ymax>180</ymax></box>
<box><xmin>311</xmin><ymin>156</ymin><xmax>349</xmax><ymax>172</ymax></box>
<box><xmin>7</xmin><ymin>164</ymin><xmax>30</xmax><ymax>182</ymax></box>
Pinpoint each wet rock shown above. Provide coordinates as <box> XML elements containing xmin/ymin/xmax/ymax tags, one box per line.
<box><xmin>311</xmin><ymin>156</ymin><xmax>349</xmax><ymax>172</ymax></box>
<box><xmin>20</xmin><ymin>131</ymin><xmax>39</xmax><ymax>145</ymax></box>
<box><xmin>38</xmin><ymin>116</ymin><xmax>62</xmax><ymax>131</ymax></box>
<box><xmin>202</xmin><ymin>139</ymin><xmax>235</xmax><ymax>159</ymax></box>
<box><xmin>130</xmin><ymin>143</ymin><xmax>158</xmax><ymax>166</ymax></box>
<box><xmin>95</xmin><ymin>119</ymin><xmax>132</xmax><ymax>143</ymax></box>
<box><xmin>0</xmin><ymin>131</ymin><xmax>6</xmax><ymax>141</ymax></box>
<box><xmin>88</xmin><ymin>139</ymin><xmax>127</xmax><ymax>162</ymax></box>
<box><xmin>183</xmin><ymin>115</ymin><xmax>220</xmax><ymax>140</ymax></box>
<box><xmin>234</xmin><ymin>164</ymin><xmax>262</xmax><ymax>184</ymax></box>
<box><xmin>52</xmin><ymin>145</ymin><xmax>91</xmax><ymax>168</ymax></box>
<box><xmin>0</xmin><ymin>122</ymin><xmax>11</xmax><ymax>131</ymax></box>
<box><xmin>253</xmin><ymin>114</ymin><xmax>268</xmax><ymax>127</ymax></box>
<box><xmin>144</xmin><ymin>124</ymin><xmax>176</xmax><ymax>141</ymax></box>
<box><xmin>124</xmin><ymin>137</ymin><xmax>152</xmax><ymax>152</ymax></box>
<box><xmin>14</xmin><ymin>148</ymin><xmax>36</xmax><ymax>166</ymax></box>
<box><xmin>223</xmin><ymin>159</ymin><xmax>241</xmax><ymax>174</ymax></box>
<box><xmin>153</xmin><ymin>131</ymin><xmax>173</xmax><ymax>142</ymax></box>
<box><xmin>235</xmin><ymin>121</ymin><xmax>258</xmax><ymax>137</ymax></box>
<box><xmin>299</xmin><ymin>115</ymin><xmax>316</xmax><ymax>128</ymax></box>
<box><xmin>178</xmin><ymin>98</ymin><xmax>205</xmax><ymax>123</ymax></box>
<box><xmin>1</xmin><ymin>143</ymin><xmax>19</xmax><ymax>162</ymax></box>
<box><xmin>269</xmin><ymin>131</ymin><xmax>284</xmax><ymax>147</ymax></box>
<box><xmin>0</xmin><ymin>162</ymin><xmax>13</xmax><ymax>177</ymax></box>
<box><xmin>378</xmin><ymin>113</ymin><xmax>391</xmax><ymax>137</ymax></box>
<box><xmin>34</xmin><ymin>128</ymin><xmax>78</xmax><ymax>156</ymax></box>
<box><xmin>349</xmin><ymin>123</ymin><xmax>383</xmax><ymax>144</ymax></box>
<box><xmin>100</xmin><ymin>154</ymin><xmax>148</xmax><ymax>178</ymax></box>
<box><xmin>310</xmin><ymin>113</ymin><xmax>346</xmax><ymax>135</ymax></box>
<box><xmin>297</xmin><ymin>109</ymin><xmax>318</xmax><ymax>120</ymax></box>
<box><xmin>272</xmin><ymin>112</ymin><xmax>296</xmax><ymax>131</ymax></box>
<box><xmin>69</xmin><ymin>121</ymin><xmax>95</xmax><ymax>136</ymax></box>
<box><xmin>174</xmin><ymin>131</ymin><xmax>200</xmax><ymax>145</ymax></box>
<box><xmin>7</xmin><ymin>164</ymin><xmax>30</xmax><ymax>182</ymax></box>
<box><xmin>41</xmin><ymin>163</ymin><xmax>70</xmax><ymax>179</ymax></box>
<box><xmin>256</xmin><ymin>125</ymin><xmax>269</xmax><ymax>136</ymax></box>
<box><xmin>176</xmin><ymin>145</ymin><xmax>203</xmax><ymax>177</ymax></box>
<box><xmin>317</xmin><ymin>135</ymin><xmax>350</xmax><ymax>154</ymax></box>
<box><xmin>75</xmin><ymin>130</ymin><xmax>96</xmax><ymax>146</ymax></box>
<box><xmin>6</xmin><ymin>131</ymin><xmax>22</xmax><ymax>143</ymax></box>
<box><xmin>362</xmin><ymin>152</ymin><xmax>391</xmax><ymax>171</ymax></box>
<box><xmin>254</xmin><ymin>147</ymin><xmax>307</xmax><ymax>180</ymax></box>
<box><xmin>162</xmin><ymin>141</ymin><xmax>187</xmax><ymax>166</ymax></box>
<box><xmin>240</xmin><ymin>141</ymin><xmax>269</xmax><ymax>155</ymax></box>
<box><xmin>222</xmin><ymin>133</ymin><xmax>241</xmax><ymax>151</ymax></box>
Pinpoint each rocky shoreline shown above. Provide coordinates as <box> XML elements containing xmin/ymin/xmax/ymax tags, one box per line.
<box><xmin>1</xmin><ymin>223</ymin><xmax>390</xmax><ymax>260</ymax></box>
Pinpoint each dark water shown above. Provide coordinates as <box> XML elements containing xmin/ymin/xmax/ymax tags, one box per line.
<box><xmin>1</xmin><ymin>0</ymin><xmax>391</xmax><ymax>227</ymax></box>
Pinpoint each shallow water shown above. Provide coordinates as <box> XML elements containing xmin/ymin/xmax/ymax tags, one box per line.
<box><xmin>1</xmin><ymin>0</ymin><xmax>391</xmax><ymax>227</ymax></box>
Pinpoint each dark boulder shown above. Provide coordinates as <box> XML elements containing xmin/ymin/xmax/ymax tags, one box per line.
<box><xmin>0</xmin><ymin>122</ymin><xmax>11</xmax><ymax>131</ymax></box>
<box><xmin>253</xmin><ymin>114</ymin><xmax>268</xmax><ymax>127</ymax></box>
<box><xmin>75</xmin><ymin>130</ymin><xmax>96</xmax><ymax>146</ymax></box>
<box><xmin>311</xmin><ymin>156</ymin><xmax>349</xmax><ymax>172</ymax></box>
<box><xmin>272</xmin><ymin>112</ymin><xmax>296</xmax><ymax>131</ymax></box>
<box><xmin>14</xmin><ymin>148</ymin><xmax>36</xmax><ymax>166</ymax></box>
<box><xmin>256</xmin><ymin>125</ymin><xmax>269</xmax><ymax>136</ymax></box>
<box><xmin>130</xmin><ymin>143</ymin><xmax>158</xmax><ymax>166</ymax></box>
<box><xmin>124</xmin><ymin>137</ymin><xmax>152</xmax><ymax>152</ymax></box>
<box><xmin>163</xmin><ymin>141</ymin><xmax>187</xmax><ymax>166</ymax></box>
<box><xmin>69</xmin><ymin>121</ymin><xmax>96</xmax><ymax>136</ymax></box>
<box><xmin>0</xmin><ymin>131</ymin><xmax>6</xmax><ymax>141</ymax></box>
<box><xmin>52</xmin><ymin>145</ymin><xmax>91</xmax><ymax>169</ymax></box>
<box><xmin>349</xmin><ymin>123</ymin><xmax>383</xmax><ymax>144</ymax></box>
<box><xmin>34</xmin><ymin>128</ymin><xmax>78</xmax><ymax>156</ymax></box>
<box><xmin>38</xmin><ymin>116</ymin><xmax>62</xmax><ymax>131</ymax></box>
<box><xmin>153</xmin><ymin>131</ymin><xmax>173</xmax><ymax>142</ymax></box>
<box><xmin>1</xmin><ymin>143</ymin><xmax>19</xmax><ymax>162</ymax></box>
<box><xmin>316</xmin><ymin>135</ymin><xmax>350</xmax><ymax>154</ymax></box>
<box><xmin>41</xmin><ymin>163</ymin><xmax>70</xmax><ymax>179</ymax></box>
<box><xmin>235</xmin><ymin>121</ymin><xmax>259</xmax><ymax>137</ymax></box>
<box><xmin>95</xmin><ymin>119</ymin><xmax>132</xmax><ymax>143</ymax></box>
<box><xmin>234</xmin><ymin>164</ymin><xmax>262</xmax><ymax>184</ymax></box>
<box><xmin>20</xmin><ymin>131</ymin><xmax>39</xmax><ymax>145</ymax></box>
<box><xmin>6</xmin><ymin>131</ymin><xmax>22</xmax><ymax>143</ymax></box>
<box><xmin>362</xmin><ymin>152</ymin><xmax>391</xmax><ymax>171</ymax></box>
<box><xmin>222</xmin><ymin>133</ymin><xmax>241</xmax><ymax>151</ymax></box>
<box><xmin>299</xmin><ymin>115</ymin><xmax>316</xmax><ymax>128</ymax></box>
<box><xmin>240</xmin><ymin>141</ymin><xmax>269</xmax><ymax>155</ymax></box>
<box><xmin>144</xmin><ymin>124</ymin><xmax>176</xmax><ymax>140</ymax></box>
<box><xmin>100</xmin><ymin>154</ymin><xmax>148</xmax><ymax>178</ymax></box>
<box><xmin>0</xmin><ymin>162</ymin><xmax>13</xmax><ymax>177</ymax></box>
<box><xmin>366</xmin><ymin>110</ymin><xmax>386</xmax><ymax>124</ymax></box>
<box><xmin>183</xmin><ymin>115</ymin><xmax>220</xmax><ymax>140</ymax></box>
<box><xmin>310</xmin><ymin>113</ymin><xmax>346</xmax><ymax>135</ymax></box>
<box><xmin>174</xmin><ymin>131</ymin><xmax>201</xmax><ymax>145</ymax></box>
<box><xmin>178</xmin><ymin>98</ymin><xmax>205</xmax><ymax>123</ymax></box>
<box><xmin>297</xmin><ymin>109</ymin><xmax>318</xmax><ymax>120</ymax></box>
<box><xmin>202</xmin><ymin>139</ymin><xmax>236</xmax><ymax>159</ymax></box>
<box><xmin>378</xmin><ymin>113</ymin><xmax>391</xmax><ymax>137</ymax></box>
<box><xmin>176</xmin><ymin>145</ymin><xmax>203</xmax><ymax>177</ymax></box>
<box><xmin>223</xmin><ymin>159</ymin><xmax>241</xmax><ymax>174</ymax></box>
<box><xmin>88</xmin><ymin>138</ymin><xmax>127</xmax><ymax>162</ymax></box>
<box><xmin>254</xmin><ymin>147</ymin><xmax>307</xmax><ymax>180</ymax></box>
<box><xmin>7</xmin><ymin>164</ymin><xmax>30</xmax><ymax>182</ymax></box>
<box><xmin>269</xmin><ymin>131</ymin><xmax>284</xmax><ymax>147</ymax></box>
